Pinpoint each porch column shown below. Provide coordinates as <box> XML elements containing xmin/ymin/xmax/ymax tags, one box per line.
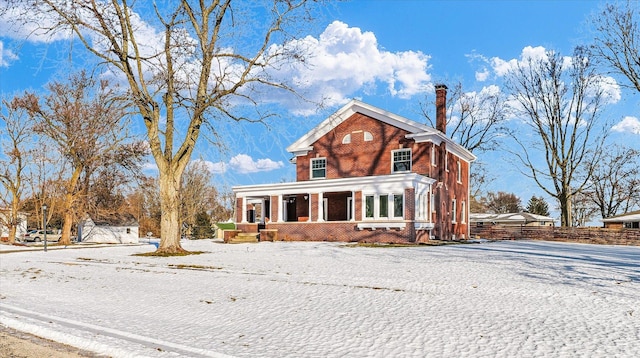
<box><xmin>307</xmin><ymin>194</ymin><xmax>312</xmax><ymax>222</ymax></box>
<box><xmin>277</xmin><ymin>194</ymin><xmax>284</xmax><ymax>223</ymax></box>
<box><xmin>351</xmin><ymin>191</ymin><xmax>356</xmax><ymax>221</ymax></box>
<box><xmin>317</xmin><ymin>192</ymin><xmax>324</xmax><ymax>222</ymax></box>
<box><xmin>241</xmin><ymin>196</ymin><xmax>247</xmax><ymax>223</ymax></box>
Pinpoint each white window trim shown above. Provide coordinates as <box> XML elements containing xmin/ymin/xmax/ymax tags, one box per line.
<box><xmin>461</xmin><ymin>201</ymin><xmax>466</xmax><ymax>224</ymax></box>
<box><xmin>431</xmin><ymin>145</ymin><xmax>436</xmax><ymax>167</ymax></box>
<box><xmin>457</xmin><ymin>160</ymin><xmax>462</xmax><ymax>183</ymax></box>
<box><xmin>362</xmin><ymin>193</ymin><xmax>404</xmax><ymax>220</ymax></box>
<box><xmin>445</xmin><ymin>152</ymin><xmax>449</xmax><ymax>172</ymax></box>
<box><xmin>310</xmin><ymin>157</ymin><xmax>326</xmax><ymax>180</ymax></box>
<box><xmin>392</xmin><ymin>148</ymin><xmax>412</xmax><ymax>173</ymax></box>
<box><xmin>452</xmin><ymin>198</ymin><xmax>457</xmax><ymax>224</ymax></box>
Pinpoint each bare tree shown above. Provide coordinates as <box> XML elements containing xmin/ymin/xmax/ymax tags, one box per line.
<box><xmin>420</xmin><ymin>82</ymin><xmax>508</xmax><ymax>203</ymax></box>
<box><xmin>180</xmin><ymin>160</ymin><xmax>216</xmax><ymax>238</ymax></box>
<box><xmin>7</xmin><ymin>0</ymin><xmax>323</xmax><ymax>253</ymax></box>
<box><xmin>586</xmin><ymin>145</ymin><xmax>640</xmax><ymax>219</ymax></box>
<box><xmin>421</xmin><ymin>82</ymin><xmax>509</xmax><ymax>153</ymax></box>
<box><xmin>504</xmin><ymin>47</ymin><xmax>609</xmax><ymax>227</ymax></box>
<box><xmin>0</xmin><ymin>97</ymin><xmax>33</xmax><ymax>243</ymax></box>
<box><xmin>480</xmin><ymin>191</ymin><xmax>522</xmax><ymax>214</ymax></box>
<box><xmin>571</xmin><ymin>190</ymin><xmax>599</xmax><ymax>227</ymax></box>
<box><xmin>590</xmin><ymin>0</ymin><xmax>640</xmax><ymax>92</ymax></box>
<box><xmin>15</xmin><ymin>71</ymin><xmax>135</xmax><ymax>245</ymax></box>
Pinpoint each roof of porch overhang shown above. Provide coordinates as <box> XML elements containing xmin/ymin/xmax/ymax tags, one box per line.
<box><xmin>233</xmin><ymin>173</ymin><xmax>436</xmax><ymax>197</ymax></box>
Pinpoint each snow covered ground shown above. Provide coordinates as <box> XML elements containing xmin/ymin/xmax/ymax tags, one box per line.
<box><xmin>1</xmin><ymin>240</ymin><xmax>639</xmax><ymax>357</ymax></box>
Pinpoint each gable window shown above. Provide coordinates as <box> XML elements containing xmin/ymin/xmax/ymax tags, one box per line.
<box><xmin>392</xmin><ymin>149</ymin><xmax>411</xmax><ymax>173</ymax></box>
<box><xmin>364</xmin><ymin>131</ymin><xmax>373</xmax><ymax>141</ymax></box>
<box><xmin>457</xmin><ymin>160</ymin><xmax>462</xmax><ymax>183</ymax></box>
<box><xmin>342</xmin><ymin>134</ymin><xmax>351</xmax><ymax>144</ymax></box>
<box><xmin>311</xmin><ymin>158</ymin><xmax>326</xmax><ymax>179</ymax></box>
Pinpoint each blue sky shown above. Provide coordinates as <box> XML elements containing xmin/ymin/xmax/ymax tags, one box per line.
<box><xmin>1</xmin><ymin>0</ymin><xmax>639</xmax><ymax>215</ymax></box>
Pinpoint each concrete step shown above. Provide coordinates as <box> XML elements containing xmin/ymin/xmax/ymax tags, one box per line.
<box><xmin>228</xmin><ymin>233</ymin><xmax>259</xmax><ymax>244</ymax></box>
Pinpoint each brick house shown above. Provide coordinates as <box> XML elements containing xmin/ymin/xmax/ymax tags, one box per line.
<box><xmin>232</xmin><ymin>85</ymin><xmax>476</xmax><ymax>242</ymax></box>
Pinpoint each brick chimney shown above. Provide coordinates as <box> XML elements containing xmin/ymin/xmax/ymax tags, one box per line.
<box><xmin>435</xmin><ymin>84</ymin><xmax>447</xmax><ymax>134</ymax></box>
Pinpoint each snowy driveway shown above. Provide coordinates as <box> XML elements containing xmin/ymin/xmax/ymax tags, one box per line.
<box><xmin>1</xmin><ymin>240</ymin><xmax>639</xmax><ymax>357</ymax></box>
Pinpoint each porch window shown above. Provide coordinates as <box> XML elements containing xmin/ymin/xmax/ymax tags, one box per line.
<box><xmin>392</xmin><ymin>149</ymin><xmax>411</xmax><ymax>173</ymax></box>
<box><xmin>379</xmin><ymin>195</ymin><xmax>389</xmax><ymax>218</ymax></box>
<box><xmin>311</xmin><ymin>158</ymin><xmax>326</xmax><ymax>179</ymax></box>
<box><xmin>365</xmin><ymin>195</ymin><xmax>374</xmax><ymax>218</ymax></box>
<box><xmin>393</xmin><ymin>194</ymin><xmax>403</xmax><ymax>218</ymax></box>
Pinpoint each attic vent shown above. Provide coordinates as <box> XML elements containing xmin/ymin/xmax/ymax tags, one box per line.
<box><xmin>342</xmin><ymin>134</ymin><xmax>351</xmax><ymax>144</ymax></box>
<box><xmin>364</xmin><ymin>131</ymin><xmax>373</xmax><ymax>141</ymax></box>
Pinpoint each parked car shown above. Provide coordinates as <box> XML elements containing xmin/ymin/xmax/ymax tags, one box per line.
<box><xmin>23</xmin><ymin>230</ymin><xmax>62</xmax><ymax>242</ymax></box>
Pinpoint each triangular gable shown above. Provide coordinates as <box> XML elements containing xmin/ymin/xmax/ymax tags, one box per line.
<box><xmin>286</xmin><ymin>99</ymin><xmax>475</xmax><ymax>162</ymax></box>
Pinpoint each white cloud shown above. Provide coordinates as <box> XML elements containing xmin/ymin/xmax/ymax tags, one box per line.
<box><xmin>265</xmin><ymin>21</ymin><xmax>432</xmax><ymax>114</ymax></box>
<box><xmin>0</xmin><ymin>41</ymin><xmax>18</xmax><ymax>67</ymax></box>
<box><xmin>475</xmin><ymin>68</ymin><xmax>490</xmax><ymax>82</ymax></box>
<box><xmin>611</xmin><ymin>116</ymin><xmax>640</xmax><ymax>135</ymax></box>
<box><xmin>141</xmin><ymin>162</ymin><xmax>158</xmax><ymax>172</ymax></box>
<box><xmin>228</xmin><ymin>154</ymin><xmax>284</xmax><ymax>174</ymax></box>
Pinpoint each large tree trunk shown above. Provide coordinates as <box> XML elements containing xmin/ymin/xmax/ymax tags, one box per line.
<box><xmin>7</xmin><ymin>225</ymin><xmax>17</xmax><ymax>244</ymax></box>
<box><xmin>157</xmin><ymin>167</ymin><xmax>187</xmax><ymax>254</ymax></box>
<box><xmin>559</xmin><ymin>192</ymin><xmax>573</xmax><ymax>227</ymax></box>
<box><xmin>59</xmin><ymin>191</ymin><xmax>74</xmax><ymax>245</ymax></box>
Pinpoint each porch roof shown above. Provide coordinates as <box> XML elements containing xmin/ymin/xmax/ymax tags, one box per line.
<box><xmin>233</xmin><ymin>173</ymin><xmax>436</xmax><ymax>197</ymax></box>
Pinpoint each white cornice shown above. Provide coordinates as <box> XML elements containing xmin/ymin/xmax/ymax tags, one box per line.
<box><xmin>233</xmin><ymin>173</ymin><xmax>436</xmax><ymax>196</ymax></box>
<box><xmin>287</xmin><ymin>99</ymin><xmax>476</xmax><ymax>163</ymax></box>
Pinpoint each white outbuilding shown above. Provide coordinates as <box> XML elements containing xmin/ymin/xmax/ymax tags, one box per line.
<box><xmin>79</xmin><ymin>214</ymin><xmax>139</xmax><ymax>244</ymax></box>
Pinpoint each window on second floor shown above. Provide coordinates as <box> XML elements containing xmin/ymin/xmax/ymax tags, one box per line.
<box><xmin>392</xmin><ymin>149</ymin><xmax>411</xmax><ymax>173</ymax></box>
<box><xmin>311</xmin><ymin>158</ymin><xmax>326</xmax><ymax>179</ymax></box>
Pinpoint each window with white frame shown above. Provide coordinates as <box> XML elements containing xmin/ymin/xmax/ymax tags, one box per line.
<box><xmin>379</xmin><ymin>194</ymin><xmax>389</xmax><ymax>218</ymax></box>
<box><xmin>431</xmin><ymin>145</ymin><xmax>436</xmax><ymax>166</ymax></box>
<box><xmin>393</xmin><ymin>194</ymin><xmax>404</xmax><ymax>218</ymax></box>
<box><xmin>451</xmin><ymin>199</ymin><xmax>457</xmax><ymax>223</ymax></box>
<box><xmin>461</xmin><ymin>201</ymin><xmax>466</xmax><ymax>223</ymax></box>
<box><xmin>363</xmin><ymin>194</ymin><xmax>404</xmax><ymax>219</ymax></box>
<box><xmin>431</xmin><ymin>193</ymin><xmax>435</xmax><ymax>213</ymax></box>
<box><xmin>365</xmin><ymin>195</ymin><xmax>374</xmax><ymax>218</ymax></box>
<box><xmin>311</xmin><ymin>158</ymin><xmax>326</xmax><ymax>179</ymax></box>
<box><xmin>342</xmin><ymin>134</ymin><xmax>351</xmax><ymax>144</ymax></box>
<box><xmin>445</xmin><ymin>152</ymin><xmax>449</xmax><ymax>172</ymax></box>
<box><xmin>364</xmin><ymin>131</ymin><xmax>373</xmax><ymax>141</ymax></box>
<box><xmin>392</xmin><ymin>149</ymin><xmax>411</xmax><ymax>173</ymax></box>
<box><xmin>457</xmin><ymin>160</ymin><xmax>462</xmax><ymax>183</ymax></box>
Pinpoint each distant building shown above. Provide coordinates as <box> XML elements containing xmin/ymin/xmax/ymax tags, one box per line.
<box><xmin>79</xmin><ymin>214</ymin><xmax>139</xmax><ymax>244</ymax></box>
<box><xmin>602</xmin><ymin>210</ymin><xmax>640</xmax><ymax>229</ymax></box>
<box><xmin>233</xmin><ymin>85</ymin><xmax>476</xmax><ymax>242</ymax></box>
<box><xmin>470</xmin><ymin>212</ymin><xmax>556</xmax><ymax>227</ymax></box>
<box><xmin>0</xmin><ymin>209</ymin><xmax>28</xmax><ymax>241</ymax></box>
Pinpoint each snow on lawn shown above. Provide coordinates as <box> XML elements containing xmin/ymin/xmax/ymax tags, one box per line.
<box><xmin>0</xmin><ymin>240</ymin><xmax>639</xmax><ymax>357</ymax></box>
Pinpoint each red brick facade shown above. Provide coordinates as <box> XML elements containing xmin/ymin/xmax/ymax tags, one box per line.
<box><xmin>233</xmin><ymin>86</ymin><xmax>474</xmax><ymax>242</ymax></box>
